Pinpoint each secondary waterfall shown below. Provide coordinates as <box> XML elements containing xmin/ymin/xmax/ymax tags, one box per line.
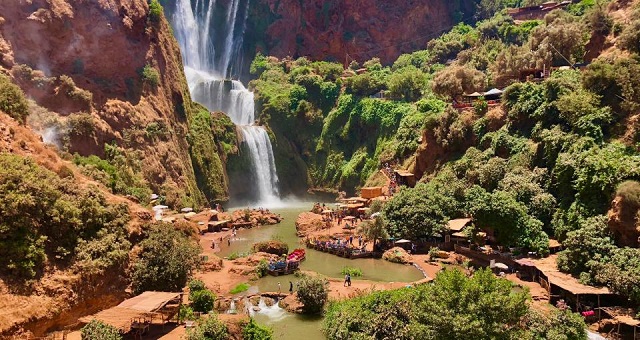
<box><xmin>170</xmin><ymin>0</ymin><xmax>280</xmax><ymax>204</ymax></box>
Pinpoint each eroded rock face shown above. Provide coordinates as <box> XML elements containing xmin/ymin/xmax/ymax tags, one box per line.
<box><xmin>608</xmin><ymin>195</ymin><xmax>640</xmax><ymax>247</ymax></box>
<box><xmin>251</xmin><ymin>0</ymin><xmax>471</xmax><ymax>64</ymax></box>
<box><xmin>0</xmin><ymin>0</ymin><xmax>229</xmax><ymax>206</ymax></box>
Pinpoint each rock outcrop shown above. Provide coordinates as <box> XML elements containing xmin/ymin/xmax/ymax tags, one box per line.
<box><xmin>608</xmin><ymin>195</ymin><xmax>640</xmax><ymax>247</ymax></box>
<box><xmin>249</xmin><ymin>0</ymin><xmax>477</xmax><ymax>65</ymax></box>
<box><xmin>383</xmin><ymin>247</ymin><xmax>413</xmax><ymax>264</ymax></box>
<box><xmin>295</xmin><ymin>212</ymin><xmax>326</xmax><ymax>237</ymax></box>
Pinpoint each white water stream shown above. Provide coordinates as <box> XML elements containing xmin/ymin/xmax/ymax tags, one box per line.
<box><xmin>171</xmin><ymin>0</ymin><xmax>280</xmax><ymax>204</ymax></box>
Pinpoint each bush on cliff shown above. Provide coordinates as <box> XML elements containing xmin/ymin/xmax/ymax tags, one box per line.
<box><xmin>187</xmin><ymin>108</ymin><xmax>229</xmax><ymax>203</ymax></box>
<box><xmin>148</xmin><ymin>0</ymin><xmax>163</xmax><ymax>24</ymax></box>
<box><xmin>131</xmin><ymin>223</ymin><xmax>201</xmax><ymax>294</ymax></box>
<box><xmin>0</xmin><ymin>153</ymin><xmax>130</xmax><ymax>279</ymax></box>
<box><xmin>0</xmin><ymin>73</ymin><xmax>29</xmax><ymax>123</ymax></box>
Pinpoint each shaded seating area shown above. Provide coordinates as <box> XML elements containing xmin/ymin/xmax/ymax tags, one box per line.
<box><xmin>596</xmin><ymin>307</ymin><xmax>640</xmax><ymax>339</ymax></box>
<box><xmin>79</xmin><ymin>291</ymin><xmax>182</xmax><ymax>337</ymax></box>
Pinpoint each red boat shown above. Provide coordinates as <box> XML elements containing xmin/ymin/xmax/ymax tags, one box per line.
<box><xmin>287</xmin><ymin>248</ymin><xmax>306</xmax><ymax>262</ymax></box>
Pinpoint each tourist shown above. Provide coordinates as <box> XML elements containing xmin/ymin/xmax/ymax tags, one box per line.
<box><xmin>289</xmin><ymin>281</ymin><xmax>293</xmax><ymax>294</ymax></box>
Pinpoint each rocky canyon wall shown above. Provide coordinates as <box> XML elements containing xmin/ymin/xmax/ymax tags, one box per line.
<box><xmin>247</xmin><ymin>0</ymin><xmax>477</xmax><ymax>66</ymax></box>
<box><xmin>0</xmin><ymin>0</ymin><xmax>231</xmax><ymax>206</ymax></box>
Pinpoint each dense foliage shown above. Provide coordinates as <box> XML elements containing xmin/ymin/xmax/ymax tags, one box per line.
<box><xmin>252</xmin><ymin>0</ymin><xmax>640</xmax><ymax>302</ymax></box>
<box><xmin>130</xmin><ymin>223</ymin><xmax>201</xmax><ymax>294</ymax></box>
<box><xmin>296</xmin><ymin>275</ymin><xmax>329</xmax><ymax>314</ymax></box>
<box><xmin>0</xmin><ymin>153</ymin><xmax>130</xmax><ymax>279</ymax></box>
<box><xmin>324</xmin><ymin>268</ymin><xmax>586</xmax><ymax>340</ymax></box>
<box><xmin>0</xmin><ymin>73</ymin><xmax>29</xmax><ymax>123</ymax></box>
<box><xmin>185</xmin><ymin>315</ymin><xmax>229</xmax><ymax>340</ymax></box>
<box><xmin>81</xmin><ymin>319</ymin><xmax>122</xmax><ymax>340</ymax></box>
<box><xmin>73</xmin><ymin>144</ymin><xmax>152</xmax><ymax>204</ymax></box>
<box><xmin>190</xmin><ymin>289</ymin><xmax>216</xmax><ymax>313</ymax></box>
<box><xmin>242</xmin><ymin>318</ymin><xmax>273</xmax><ymax>340</ymax></box>
<box><xmin>188</xmin><ymin>108</ymin><xmax>234</xmax><ymax>203</ymax></box>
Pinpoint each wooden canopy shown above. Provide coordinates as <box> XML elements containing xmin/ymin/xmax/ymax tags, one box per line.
<box><xmin>447</xmin><ymin>218</ymin><xmax>472</xmax><ymax>232</ymax></box>
<box><xmin>79</xmin><ymin>291</ymin><xmax>182</xmax><ymax>332</ymax></box>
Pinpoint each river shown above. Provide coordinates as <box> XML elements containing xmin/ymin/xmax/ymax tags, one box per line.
<box><xmin>220</xmin><ymin>201</ymin><xmax>424</xmax><ymax>340</ymax></box>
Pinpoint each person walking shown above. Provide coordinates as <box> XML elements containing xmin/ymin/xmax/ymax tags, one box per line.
<box><xmin>344</xmin><ymin>274</ymin><xmax>349</xmax><ymax>287</ymax></box>
<box><xmin>347</xmin><ymin>273</ymin><xmax>351</xmax><ymax>286</ymax></box>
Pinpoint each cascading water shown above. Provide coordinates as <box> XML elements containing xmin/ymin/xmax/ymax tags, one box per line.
<box><xmin>169</xmin><ymin>0</ymin><xmax>280</xmax><ymax>204</ymax></box>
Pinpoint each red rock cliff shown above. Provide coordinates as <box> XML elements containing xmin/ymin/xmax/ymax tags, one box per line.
<box><xmin>255</xmin><ymin>0</ymin><xmax>463</xmax><ymax>64</ymax></box>
<box><xmin>0</xmin><ymin>0</ymin><xmax>229</xmax><ymax>206</ymax></box>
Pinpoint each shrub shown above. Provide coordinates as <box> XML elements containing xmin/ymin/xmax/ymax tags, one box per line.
<box><xmin>142</xmin><ymin>64</ymin><xmax>160</xmax><ymax>88</ymax></box>
<box><xmin>340</xmin><ymin>266</ymin><xmax>363</xmax><ymax>277</ymax></box>
<box><xmin>186</xmin><ymin>315</ymin><xmax>228</xmax><ymax>340</ymax></box>
<box><xmin>296</xmin><ymin>275</ymin><xmax>329</xmax><ymax>314</ymax></box>
<box><xmin>67</xmin><ymin>112</ymin><xmax>95</xmax><ymax>137</ymax></box>
<box><xmin>190</xmin><ymin>289</ymin><xmax>216</xmax><ymax>313</ymax></box>
<box><xmin>178</xmin><ymin>305</ymin><xmax>196</xmax><ymax>322</ymax></box>
<box><xmin>242</xmin><ymin>318</ymin><xmax>273</xmax><ymax>340</ymax></box>
<box><xmin>256</xmin><ymin>259</ymin><xmax>269</xmax><ymax>278</ymax></box>
<box><xmin>148</xmin><ymin>0</ymin><xmax>163</xmax><ymax>24</ymax></box>
<box><xmin>230</xmin><ymin>283</ymin><xmax>250</xmax><ymax>294</ymax></box>
<box><xmin>189</xmin><ymin>279</ymin><xmax>206</xmax><ymax>292</ymax></box>
<box><xmin>81</xmin><ymin>319</ymin><xmax>122</xmax><ymax>340</ymax></box>
<box><xmin>0</xmin><ymin>74</ymin><xmax>29</xmax><ymax>123</ymax></box>
<box><xmin>131</xmin><ymin>223</ymin><xmax>201</xmax><ymax>294</ymax></box>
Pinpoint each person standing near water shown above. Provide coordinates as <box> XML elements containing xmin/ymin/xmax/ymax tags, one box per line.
<box><xmin>278</xmin><ymin>282</ymin><xmax>281</xmax><ymax>294</ymax></box>
<box><xmin>289</xmin><ymin>281</ymin><xmax>293</xmax><ymax>294</ymax></box>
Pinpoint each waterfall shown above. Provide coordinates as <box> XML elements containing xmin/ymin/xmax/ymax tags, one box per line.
<box><xmin>170</xmin><ymin>0</ymin><xmax>280</xmax><ymax>204</ymax></box>
<box><xmin>244</xmin><ymin>297</ymin><xmax>289</xmax><ymax>321</ymax></box>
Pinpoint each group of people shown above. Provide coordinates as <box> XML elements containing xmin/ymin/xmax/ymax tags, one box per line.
<box><xmin>383</xmin><ymin>163</ymin><xmax>398</xmax><ymax>196</ymax></box>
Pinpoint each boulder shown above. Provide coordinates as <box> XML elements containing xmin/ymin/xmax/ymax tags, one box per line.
<box><xmin>251</xmin><ymin>240</ymin><xmax>289</xmax><ymax>256</ymax></box>
<box><xmin>382</xmin><ymin>247</ymin><xmax>413</xmax><ymax>264</ymax></box>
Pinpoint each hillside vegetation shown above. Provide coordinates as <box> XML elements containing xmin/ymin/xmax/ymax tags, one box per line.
<box><xmin>252</xmin><ymin>0</ymin><xmax>640</xmax><ymax>302</ymax></box>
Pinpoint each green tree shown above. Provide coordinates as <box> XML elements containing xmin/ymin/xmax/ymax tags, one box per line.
<box><xmin>525</xmin><ymin>307</ymin><xmax>587</xmax><ymax>340</ymax></box>
<box><xmin>413</xmin><ymin>269</ymin><xmax>530</xmax><ymax>339</ymax></box>
<box><xmin>0</xmin><ymin>74</ymin><xmax>29</xmax><ymax>123</ymax></box>
<box><xmin>556</xmin><ymin>215</ymin><xmax>616</xmax><ymax>278</ymax></box>
<box><xmin>185</xmin><ymin>315</ymin><xmax>228</xmax><ymax>340</ymax></box>
<box><xmin>296</xmin><ymin>275</ymin><xmax>329</xmax><ymax>314</ymax></box>
<box><xmin>387</xmin><ymin>66</ymin><xmax>427</xmax><ymax>102</ymax></box>
<box><xmin>324</xmin><ymin>268</ymin><xmax>537</xmax><ymax>340</ymax></box>
<box><xmin>358</xmin><ymin>216</ymin><xmax>389</xmax><ymax>246</ymax></box>
<box><xmin>383</xmin><ymin>183</ymin><xmax>456</xmax><ymax>240</ymax></box>
<box><xmin>242</xmin><ymin>318</ymin><xmax>273</xmax><ymax>340</ymax></box>
<box><xmin>131</xmin><ymin>223</ymin><xmax>201</xmax><ymax>293</ymax></box>
<box><xmin>190</xmin><ymin>289</ymin><xmax>216</xmax><ymax>313</ymax></box>
<box><xmin>81</xmin><ymin>319</ymin><xmax>122</xmax><ymax>340</ymax></box>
